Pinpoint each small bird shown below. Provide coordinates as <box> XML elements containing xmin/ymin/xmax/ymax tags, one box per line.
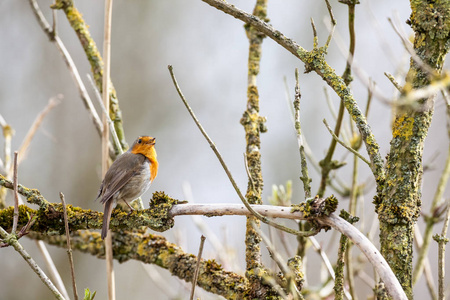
<box><xmin>97</xmin><ymin>136</ymin><xmax>158</xmax><ymax>239</ymax></box>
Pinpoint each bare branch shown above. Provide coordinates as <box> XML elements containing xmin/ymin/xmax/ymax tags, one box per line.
<box><xmin>16</xmin><ymin>96</ymin><xmax>61</xmax><ymax>168</ymax></box>
<box><xmin>12</xmin><ymin>152</ymin><xmax>19</xmax><ymax>234</ymax></box>
<box><xmin>29</xmin><ymin>0</ymin><xmax>103</xmax><ymax>137</ymax></box>
<box><xmin>323</xmin><ymin>119</ymin><xmax>371</xmax><ymax>166</ymax></box>
<box><xmin>0</xmin><ymin>226</ymin><xmax>66</xmax><ymax>300</ymax></box>
<box><xmin>190</xmin><ymin>235</ymin><xmax>206</xmax><ymax>300</ymax></box>
<box><xmin>60</xmin><ymin>193</ymin><xmax>78</xmax><ymax>300</ymax></box>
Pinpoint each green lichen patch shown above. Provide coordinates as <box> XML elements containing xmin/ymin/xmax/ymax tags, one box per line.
<box><xmin>287</xmin><ymin>255</ymin><xmax>305</xmax><ymax>291</ymax></box>
<box><xmin>145</xmin><ymin>191</ymin><xmax>182</xmax><ymax>232</ymax></box>
<box><xmin>433</xmin><ymin>234</ymin><xmax>449</xmax><ymax>244</ymax></box>
<box><xmin>339</xmin><ymin>209</ymin><xmax>359</xmax><ymax>224</ymax></box>
<box><xmin>291</xmin><ymin>195</ymin><xmax>338</xmax><ymax>219</ymax></box>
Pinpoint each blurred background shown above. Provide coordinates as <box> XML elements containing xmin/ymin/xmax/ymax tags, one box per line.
<box><xmin>0</xmin><ymin>0</ymin><xmax>448</xmax><ymax>299</ymax></box>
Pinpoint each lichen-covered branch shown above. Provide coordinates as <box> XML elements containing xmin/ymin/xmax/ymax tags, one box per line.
<box><xmin>51</xmin><ymin>0</ymin><xmax>128</xmax><ymax>152</ymax></box>
<box><xmin>28</xmin><ymin>230</ymin><xmax>249</xmax><ymax>300</ymax></box>
<box><xmin>293</xmin><ymin>69</ymin><xmax>312</xmax><ymax>198</ymax></box>
<box><xmin>241</xmin><ymin>0</ymin><xmax>267</xmax><ymax>293</ymax></box>
<box><xmin>375</xmin><ymin>1</ymin><xmax>450</xmax><ymax>298</ymax></box>
<box><xmin>202</xmin><ymin>0</ymin><xmax>385</xmax><ymax>187</ymax></box>
<box><xmin>0</xmin><ymin>174</ymin><xmax>50</xmax><ymax>209</ymax></box>
<box><xmin>318</xmin><ymin>0</ymin><xmax>357</xmax><ymax>199</ymax></box>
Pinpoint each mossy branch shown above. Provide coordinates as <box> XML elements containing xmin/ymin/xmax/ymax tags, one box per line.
<box><xmin>28</xmin><ymin>230</ymin><xmax>249</xmax><ymax>300</ymax></box>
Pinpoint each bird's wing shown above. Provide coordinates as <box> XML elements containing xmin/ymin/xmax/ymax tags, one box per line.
<box><xmin>98</xmin><ymin>153</ymin><xmax>146</xmax><ymax>205</ymax></box>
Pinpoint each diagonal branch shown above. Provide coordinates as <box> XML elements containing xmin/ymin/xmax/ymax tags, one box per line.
<box><xmin>29</xmin><ymin>0</ymin><xmax>103</xmax><ymax>138</ymax></box>
<box><xmin>201</xmin><ymin>0</ymin><xmax>385</xmax><ymax>185</ymax></box>
<box><xmin>51</xmin><ymin>0</ymin><xmax>128</xmax><ymax>152</ymax></box>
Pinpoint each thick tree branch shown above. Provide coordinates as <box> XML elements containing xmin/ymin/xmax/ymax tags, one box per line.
<box><xmin>28</xmin><ymin>230</ymin><xmax>249</xmax><ymax>300</ymax></box>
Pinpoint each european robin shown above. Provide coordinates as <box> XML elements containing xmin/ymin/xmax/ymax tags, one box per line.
<box><xmin>97</xmin><ymin>136</ymin><xmax>158</xmax><ymax>239</ymax></box>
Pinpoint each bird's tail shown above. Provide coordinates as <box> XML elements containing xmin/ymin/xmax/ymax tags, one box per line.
<box><xmin>101</xmin><ymin>200</ymin><xmax>113</xmax><ymax>239</ymax></box>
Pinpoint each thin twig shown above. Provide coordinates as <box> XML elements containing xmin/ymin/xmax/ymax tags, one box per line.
<box><xmin>0</xmin><ymin>226</ymin><xmax>66</xmax><ymax>300</ymax></box>
<box><xmin>51</xmin><ymin>1</ymin><xmax>57</xmax><ymax>37</ymax></box>
<box><xmin>324</xmin><ymin>0</ymin><xmax>336</xmax><ymax>49</ymax></box>
<box><xmin>253</xmin><ymin>224</ymin><xmax>302</xmax><ymax>300</ymax></box>
<box><xmin>202</xmin><ymin>0</ymin><xmax>386</xmax><ymax>187</ymax></box>
<box><xmin>341</xmin><ymin>0</ymin><xmax>356</xmax><ymax>86</ymax></box>
<box><xmin>140</xmin><ymin>264</ymin><xmax>179</xmax><ymax>298</ymax></box>
<box><xmin>29</xmin><ymin>0</ymin><xmax>103</xmax><ymax>137</ymax></box>
<box><xmin>0</xmin><ymin>114</ymin><xmax>13</xmax><ymax>189</ymax></box>
<box><xmin>388</xmin><ymin>16</ymin><xmax>436</xmax><ymax>76</ymax></box>
<box><xmin>437</xmin><ymin>202</ymin><xmax>450</xmax><ymax>300</ymax></box>
<box><xmin>15</xmin><ymin>96</ymin><xmax>61</xmax><ymax>169</ymax></box>
<box><xmin>413</xmin><ymin>224</ymin><xmax>437</xmax><ymax>300</ymax></box>
<box><xmin>323</xmin><ymin>119</ymin><xmax>371</xmax><ymax>166</ymax></box>
<box><xmin>293</xmin><ymin>69</ymin><xmax>311</xmax><ymax>198</ymax></box>
<box><xmin>87</xmin><ymin>74</ymin><xmax>123</xmax><ymax>156</ymax></box>
<box><xmin>35</xmin><ymin>240</ymin><xmax>71</xmax><ymax>300</ymax></box>
<box><xmin>309</xmin><ymin>236</ymin><xmax>337</xmax><ymax>281</ymax></box>
<box><xmin>243</xmin><ymin>154</ymin><xmax>256</xmax><ymax>190</ymax></box>
<box><xmin>12</xmin><ymin>152</ymin><xmax>19</xmax><ymax>234</ymax></box>
<box><xmin>102</xmin><ymin>0</ymin><xmax>115</xmax><ymax>299</ymax></box>
<box><xmin>413</xmin><ymin>140</ymin><xmax>450</xmax><ymax>285</ymax></box>
<box><xmin>322</xmin><ymin>15</ymin><xmax>390</xmax><ymax>105</ymax></box>
<box><xmin>190</xmin><ymin>235</ymin><xmax>206</xmax><ymax>300</ymax></box>
<box><xmin>60</xmin><ymin>192</ymin><xmax>78</xmax><ymax>300</ymax></box>
<box><xmin>310</xmin><ymin>18</ymin><xmax>318</xmax><ymax>48</ymax></box>
<box><xmin>168</xmin><ymin>65</ymin><xmax>318</xmax><ymax>237</ymax></box>
<box><xmin>384</xmin><ymin>72</ymin><xmax>403</xmax><ymax>92</ymax></box>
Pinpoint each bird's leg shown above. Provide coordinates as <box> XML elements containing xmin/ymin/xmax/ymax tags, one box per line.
<box><xmin>123</xmin><ymin>200</ymin><xmax>135</xmax><ymax>213</ymax></box>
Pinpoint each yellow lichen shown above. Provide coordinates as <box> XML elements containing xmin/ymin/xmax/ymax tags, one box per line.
<box><xmin>392</xmin><ymin>115</ymin><xmax>414</xmax><ymax>139</ymax></box>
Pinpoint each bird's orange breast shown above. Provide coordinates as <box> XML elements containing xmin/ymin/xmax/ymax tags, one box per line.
<box><xmin>130</xmin><ymin>136</ymin><xmax>158</xmax><ymax>182</ymax></box>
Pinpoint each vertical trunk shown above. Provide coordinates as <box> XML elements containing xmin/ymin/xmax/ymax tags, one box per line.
<box><xmin>376</xmin><ymin>1</ymin><xmax>450</xmax><ymax>298</ymax></box>
<box><xmin>241</xmin><ymin>0</ymin><xmax>268</xmax><ymax>296</ymax></box>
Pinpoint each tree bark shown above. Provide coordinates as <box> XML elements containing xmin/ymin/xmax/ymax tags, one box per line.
<box><xmin>376</xmin><ymin>1</ymin><xmax>450</xmax><ymax>298</ymax></box>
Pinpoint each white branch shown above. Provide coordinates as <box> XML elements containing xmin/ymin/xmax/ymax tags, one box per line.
<box><xmin>170</xmin><ymin>203</ymin><xmax>407</xmax><ymax>300</ymax></box>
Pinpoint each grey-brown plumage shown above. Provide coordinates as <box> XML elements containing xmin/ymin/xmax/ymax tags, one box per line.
<box><xmin>97</xmin><ymin>136</ymin><xmax>158</xmax><ymax>239</ymax></box>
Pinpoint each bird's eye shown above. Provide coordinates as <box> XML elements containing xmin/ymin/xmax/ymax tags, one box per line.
<box><xmin>138</xmin><ymin>139</ymin><xmax>142</xmax><ymax>144</ymax></box>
